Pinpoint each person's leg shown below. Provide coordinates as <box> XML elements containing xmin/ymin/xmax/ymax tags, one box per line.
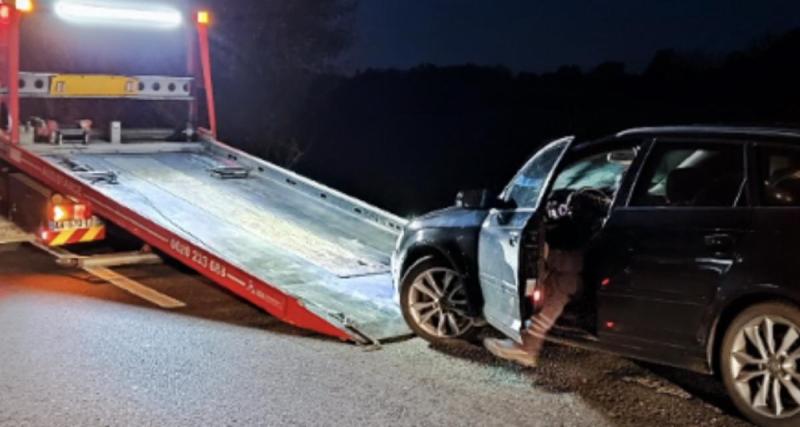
<box><xmin>519</xmin><ymin>281</ymin><xmax>572</xmax><ymax>357</ymax></box>
<box><xmin>484</xmin><ymin>250</ymin><xmax>582</xmax><ymax>367</ymax></box>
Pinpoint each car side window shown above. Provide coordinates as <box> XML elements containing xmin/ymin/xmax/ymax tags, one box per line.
<box><xmin>758</xmin><ymin>146</ymin><xmax>800</xmax><ymax>206</ymax></box>
<box><xmin>504</xmin><ymin>138</ymin><xmax>569</xmax><ymax>208</ymax></box>
<box><xmin>631</xmin><ymin>143</ymin><xmax>745</xmax><ymax>207</ymax></box>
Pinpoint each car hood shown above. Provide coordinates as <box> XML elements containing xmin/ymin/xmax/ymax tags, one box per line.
<box><xmin>407</xmin><ymin>206</ymin><xmax>489</xmax><ymax>230</ymax></box>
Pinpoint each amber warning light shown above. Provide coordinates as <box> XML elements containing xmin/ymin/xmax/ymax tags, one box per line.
<box><xmin>197</xmin><ymin>10</ymin><xmax>210</xmax><ymax>25</ymax></box>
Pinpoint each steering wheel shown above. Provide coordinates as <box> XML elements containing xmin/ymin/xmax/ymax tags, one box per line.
<box><xmin>546</xmin><ymin>187</ymin><xmax>612</xmax><ymax>221</ymax></box>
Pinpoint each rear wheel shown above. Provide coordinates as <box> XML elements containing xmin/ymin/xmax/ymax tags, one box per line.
<box><xmin>400</xmin><ymin>257</ymin><xmax>477</xmax><ymax>343</ymax></box>
<box><xmin>720</xmin><ymin>302</ymin><xmax>800</xmax><ymax>427</ymax></box>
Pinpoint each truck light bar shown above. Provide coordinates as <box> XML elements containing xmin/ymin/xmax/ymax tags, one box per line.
<box><xmin>54</xmin><ymin>1</ymin><xmax>183</xmax><ymax>29</ymax></box>
<box><xmin>16</xmin><ymin>0</ymin><xmax>34</xmax><ymax>13</ymax></box>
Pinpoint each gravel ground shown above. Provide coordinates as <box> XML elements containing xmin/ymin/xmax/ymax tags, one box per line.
<box><xmin>0</xmin><ymin>244</ymin><xmax>751</xmax><ymax>426</ymax></box>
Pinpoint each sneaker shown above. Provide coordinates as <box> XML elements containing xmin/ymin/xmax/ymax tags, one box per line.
<box><xmin>483</xmin><ymin>338</ymin><xmax>539</xmax><ymax>368</ymax></box>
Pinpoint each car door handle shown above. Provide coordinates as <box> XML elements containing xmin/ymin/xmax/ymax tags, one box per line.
<box><xmin>705</xmin><ymin>233</ymin><xmax>734</xmax><ymax>250</ymax></box>
<box><xmin>509</xmin><ymin>231</ymin><xmax>520</xmax><ymax>247</ymax></box>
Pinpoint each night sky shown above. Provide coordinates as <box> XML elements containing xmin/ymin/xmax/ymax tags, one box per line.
<box><xmin>352</xmin><ymin>0</ymin><xmax>800</xmax><ymax>72</ymax></box>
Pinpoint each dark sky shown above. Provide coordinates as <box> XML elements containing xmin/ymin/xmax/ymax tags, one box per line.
<box><xmin>352</xmin><ymin>0</ymin><xmax>800</xmax><ymax>73</ymax></box>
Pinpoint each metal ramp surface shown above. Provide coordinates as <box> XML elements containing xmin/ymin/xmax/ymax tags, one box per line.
<box><xmin>0</xmin><ymin>217</ymin><xmax>30</xmax><ymax>245</ymax></box>
<box><xmin>3</xmin><ymin>138</ymin><xmax>410</xmax><ymax>343</ymax></box>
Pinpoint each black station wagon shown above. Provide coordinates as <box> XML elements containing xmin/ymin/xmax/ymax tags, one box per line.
<box><xmin>391</xmin><ymin>126</ymin><xmax>800</xmax><ymax>427</ymax></box>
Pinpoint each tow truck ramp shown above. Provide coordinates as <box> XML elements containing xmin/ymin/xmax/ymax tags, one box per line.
<box><xmin>1</xmin><ymin>135</ymin><xmax>411</xmax><ymax>343</ymax></box>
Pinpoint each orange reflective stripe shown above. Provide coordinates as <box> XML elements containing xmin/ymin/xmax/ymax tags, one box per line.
<box><xmin>80</xmin><ymin>226</ymin><xmax>104</xmax><ymax>242</ymax></box>
<box><xmin>49</xmin><ymin>229</ymin><xmax>77</xmax><ymax>246</ymax></box>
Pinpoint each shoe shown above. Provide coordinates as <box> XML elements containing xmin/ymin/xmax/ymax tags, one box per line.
<box><xmin>483</xmin><ymin>338</ymin><xmax>539</xmax><ymax>368</ymax></box>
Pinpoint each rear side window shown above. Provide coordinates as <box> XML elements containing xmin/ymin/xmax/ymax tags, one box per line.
<box><xmin>631</xmin><ymin>143</ymin><xmax>745</xmax><ymax>207</ymax></box>
<box><xmin>758</xmin><ymin>146</ymin><xmax>800</xmax><ymax>206</ymax></box>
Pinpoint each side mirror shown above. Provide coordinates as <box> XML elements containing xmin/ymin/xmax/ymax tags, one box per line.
<box><xmin>455</xmin><ymin>189</ymin><xmax>496</xmax><ymax>209</ymax></box>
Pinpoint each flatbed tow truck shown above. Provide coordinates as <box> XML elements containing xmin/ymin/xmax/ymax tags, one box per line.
<box><xmin>0</xmin><ymin>1</ymin><xmax>410</xmax><ymax>344</ymax></box>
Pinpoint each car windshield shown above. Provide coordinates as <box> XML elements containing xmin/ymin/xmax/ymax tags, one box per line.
<box><xmin>552</xmin><ymin>149</ymin><xmax>637</xmax><ymax>193</ymax></box>
<box><xmin>503</xmin><ymin>137</ymin><xmax>572</xmax><ymax>208</ymax></box>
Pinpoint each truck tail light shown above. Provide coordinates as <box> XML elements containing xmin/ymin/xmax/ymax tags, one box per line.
<box><xmin>52</xmin><ymin>204</ymin><xmax>69</xmax><ymax>222</ymax></box>
<box><xmin>48</xmin><ymin>197</ymin><xmax>93</xmax><ymax>222</ymax></box>
<box><xmin>73</xmin><ymin>203</ymin><xmax>91</xmax><ymax>220</ymax></box>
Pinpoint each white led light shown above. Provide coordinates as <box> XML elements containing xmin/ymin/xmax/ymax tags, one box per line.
<box><xmin>54</xmin><ymin>1</ymin><xmax>183</xmax><ymax>29</ymax></box>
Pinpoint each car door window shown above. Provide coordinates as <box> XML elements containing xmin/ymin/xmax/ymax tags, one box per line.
<box><xmin>503</xmin><ymin>137</ymin><xmax>571</xmax><ymax>209</ymax></box>
<box><xmin>758</xmin><ymin>146</ymin><xmax>800</xmax><ymax>206</ymax></box>
<box><xmin>631</xmin><ymin>143</ymin><xmax>745</xmax><ymax>207</ymax></box>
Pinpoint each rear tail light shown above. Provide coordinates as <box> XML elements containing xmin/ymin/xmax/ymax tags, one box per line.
<box><xmin>48</xmin><ymin>196</ymin><xmax>93</xmax><ymax>222</ymax></box>
<box><xmin>73</xmin><ymin>203</ymin><xmax>90</xmax><ymax>220</ymax></box>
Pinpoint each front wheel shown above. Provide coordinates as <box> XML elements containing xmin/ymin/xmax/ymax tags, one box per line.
<box><xmin>399</xmin><ymin>257</ymin><xmax>478</xmax><ymax>343</ymax></box>
<box><xmin>720</xmin><ymin>302</ymin><xmax>800</xmax><ymax>427</ymax></box>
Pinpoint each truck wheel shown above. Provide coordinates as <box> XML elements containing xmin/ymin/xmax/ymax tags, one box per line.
<box><xmin>720</xmin><ymin>302</ymin><xmax>800</xmax><ymax>427</ymax></box>
<box><xmin>400</xmin><ymin>257</ymin><xmax>477</xmax><ymax>343</ymax></box>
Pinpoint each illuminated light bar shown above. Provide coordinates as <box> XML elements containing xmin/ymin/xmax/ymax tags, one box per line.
<box><xmin>197</xmin><ymin>10</ymin><xmax>210</xmax><ymax>25</ymax></box>
<box><xmin>16</xmin><ymin>0</ymin><xmax>34</xmax><ymax>13</ymax></box>
<box><xmin>54</xmin><ymin>1</ymin><xmax>183</xmax><ymax>29</ymax></box>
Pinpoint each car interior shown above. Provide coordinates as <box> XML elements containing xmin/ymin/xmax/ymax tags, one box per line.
<box><xmin>633</xmin><ymin>147</ymin><xmax>745</xmax><ymax>208</ymax></box>
<box><xmin>762</xmin><ymin>147</ymin><xmax>800</xmax><ymax>206</ymax></box>
<box><xmin>518</xmin><ymin>143</ymin><xmax>639</xmax><ymax>334</ymax></box>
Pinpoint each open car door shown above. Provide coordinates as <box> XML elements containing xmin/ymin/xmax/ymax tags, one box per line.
<box><xmin>478</xmin><ymin>137</ymin><xmax>573</xmax><ymax>342</ymax></box>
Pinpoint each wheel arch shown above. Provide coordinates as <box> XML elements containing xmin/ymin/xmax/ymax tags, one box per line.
<box><xmin>707</xmin><ymin>290</ymin><xmax>800</xmax><ymax>375</ymax></box>
<box><xmin>400</xmin><ymin>241</ymin><xmax>483</xmax><ymax>316</ymax></box>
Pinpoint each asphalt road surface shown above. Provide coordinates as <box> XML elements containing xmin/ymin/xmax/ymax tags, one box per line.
<box><xmin>0</xmin><ymin>243</ymin><xmax>752</xmax><ymax>426</ymax></box>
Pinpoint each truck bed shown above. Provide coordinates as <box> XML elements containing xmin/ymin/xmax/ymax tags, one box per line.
<box><xmin>29</xmin><ymin>141</ymin><xmax>409</xmax><ymax>341</ymax></box>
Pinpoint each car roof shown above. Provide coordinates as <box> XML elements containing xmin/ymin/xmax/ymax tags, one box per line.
<box><xmin>615</xmin><ymin>125</ymin><xmax>800</xmax><ymax>141</ymax></box>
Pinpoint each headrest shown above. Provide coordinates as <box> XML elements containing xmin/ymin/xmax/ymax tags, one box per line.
<box><xmin>666</xmin><ymin>167</ymin><xmax>703</xmax><ymax>205</ymax></box>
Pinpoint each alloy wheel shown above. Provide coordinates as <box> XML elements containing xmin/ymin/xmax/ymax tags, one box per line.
<box><xmin>729</xmin><ymin>315</ymin><xmax>800</xmax><ymax>419</ymax></box>
<box><xmin>407</xmin><ymin>267</ymin><xmax>473</xmax><ymax>339</ymax></box>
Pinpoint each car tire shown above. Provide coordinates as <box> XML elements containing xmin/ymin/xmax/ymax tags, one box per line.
<box><xmin>400</xmin><ymin>257</ymin><xmax>478</xmax><ymax>343</ymax></box>
<box><xmin>720</xmin><ymin>302</ymin><xmax>800</xmax><ymax>427</ymax></box>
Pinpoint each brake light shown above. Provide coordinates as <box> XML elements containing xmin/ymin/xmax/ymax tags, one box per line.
<box><xmin>532</xmin><ymin>289</ymin><xmax>542</xmax><ymax>304</ymax></box>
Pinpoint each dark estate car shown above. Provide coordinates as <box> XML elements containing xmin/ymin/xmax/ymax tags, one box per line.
<box><xmin>391</xmin><ymin>126</ymin><xmax>800</xmax><ymax>427</ymax></box>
